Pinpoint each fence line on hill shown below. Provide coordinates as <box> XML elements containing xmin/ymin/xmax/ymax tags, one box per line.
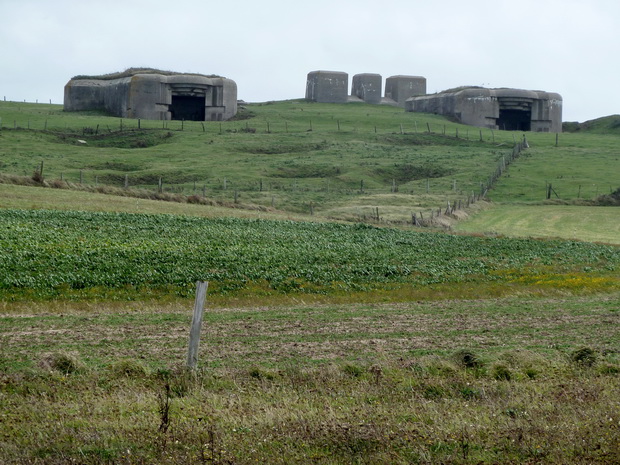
<box><xmin>0</xmin><ymin>111</ymin><xmax>540</xmax><ymax>227</ymax></box>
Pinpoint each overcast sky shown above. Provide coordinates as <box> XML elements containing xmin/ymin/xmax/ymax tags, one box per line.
<box><xmin>1</xmin><ymin>0</ymin><xmax>618</xmax><ymax>122</ymax></box>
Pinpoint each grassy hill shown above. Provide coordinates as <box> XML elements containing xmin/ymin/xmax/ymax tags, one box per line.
<box><xmin>563</xmin><ymin>114</ymin><xmax>620</xmax><ymax>134</ymax></box>
<box><xmin>1</xmin><ymin>100</ymin><xmax>618</xmax><ymax>224</ymax></box>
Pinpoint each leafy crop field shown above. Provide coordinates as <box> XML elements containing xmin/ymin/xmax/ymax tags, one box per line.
<box><xmin>1</xmin><ymin>209</ymin><xmax>619</xmax><ymax>302</ymax></box>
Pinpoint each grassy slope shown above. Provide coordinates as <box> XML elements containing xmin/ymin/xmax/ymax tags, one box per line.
<box><xmin>0</xmin><ymin>182</ymin><xmax>303</xmax><ymax>221</ymax></box>
<box><xmin>1</xmin><ymin>100</ymin><xmax>507</xmax><ymax>220</ymax></box>
<box><xmin>454</xmin><ymin>204</ymin><xmax>620</xmax><ymax>245</ymax></box>
<box><xmin>487</xmin><ymin>132</ymin><xmax>620</xmax><ymax>203</ymax></box>
<box><xmin>1</xmin><ymin>100</ymin><xmax>618</xmax><ymax>237</ymax></box>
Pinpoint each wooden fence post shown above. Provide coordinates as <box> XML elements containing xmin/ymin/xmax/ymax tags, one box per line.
<box><xmin>187</xmin><ymin>281</ymin><xmax>209</xmax><ymax>370</ymax></box>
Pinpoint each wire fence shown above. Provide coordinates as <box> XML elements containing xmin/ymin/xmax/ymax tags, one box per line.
<box><xmin>0</xmin><ymin>107</ymin><xmax>543</xmax><ymax>226</ymax></box>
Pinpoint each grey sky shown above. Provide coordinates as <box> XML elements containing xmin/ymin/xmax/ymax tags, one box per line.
<box><xmin>1</xmin><ymin>0</ymin><xmax>618</xmax><ymax>122</ymax></box>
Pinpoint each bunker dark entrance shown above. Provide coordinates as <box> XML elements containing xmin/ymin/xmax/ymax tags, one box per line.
<box><xmin>170</xmin><ymin>95</ymin><xmax>205</xmax><ymax>121</ymax></box>
<box><xmin>498</xmin><ymin>109</ymin><xmax>531</xmax><ymax>131</ymax></box>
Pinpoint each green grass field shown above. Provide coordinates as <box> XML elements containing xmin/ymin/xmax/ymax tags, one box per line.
<box><xmin>1</xmin><ymin>99</ymin><xmax>618</xmax><ymax>231</ymax></box>
<box><xmin>455</xmin><ymin>204</ymin><xmax>620</xmax><ymax>245</ymax></box>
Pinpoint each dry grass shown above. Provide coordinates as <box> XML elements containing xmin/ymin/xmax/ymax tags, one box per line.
<box><xmin>1</xmin><ymin>294</ymin><xmax>619</xmax><ymax>463</ymax></box>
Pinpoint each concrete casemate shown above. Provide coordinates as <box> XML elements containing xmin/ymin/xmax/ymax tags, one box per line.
<box><xmin>406</xmin><ymin>87</ymin><xmax>562</xmax><ymax>132</ymax></box>
<box><xmin>64</xmin><ymin>69</ymin><xmax>237</xmax><ymax>121</ymax></box>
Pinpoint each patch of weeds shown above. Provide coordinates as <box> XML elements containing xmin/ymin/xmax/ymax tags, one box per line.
<box><xmin>31</xmin><ymin>169</ymin><xmax>44</xmax><ymax>184</ymax></box>
<box><xmin>272</xmin><ymin>164</ymin><xmax>341</xmax><ymax>179</ymax></box>
<box><xmin>457</xmin><ymin>384</ymin><xmax>481</xmax><ymax>400</ymax></box>
<box><xmin>108</xmin><ymin>358</ymin><xmax>149</xmax><ymax>378</ymax></box>
<box><xmin>157</xmin><ymin>383</ymin><xmax>172</xmax><ymax>436</ymax></box>
<box><xmin>248</xmin><ymin>366</ymin><xmax>276</xmax><ymax>381</ymax></box>
<box><xmin>422</xmin><ymin>384</ymin><xmax>445</xmax><ymax>399</ymax></box>
<box><xmin>39</xmin><ymin>351</ymin><xmax>83</xmax><ymax>374</ymax></box>
<box><xmin>374</xmin><ymin>162</ymin><xmax>453</xmax><ymax>183</ymax></box>
<box><xmin>342</xmin><ymin>363</ymin><xmax>366</xmax><ymax>378</ymax></box>
<box><xmin>503</xmin><ymin>407</ymin><xmax>527</xmax><ymax>419</ymax></box>
<box><xmin>571</xmin><ymin>347</ymin><xmax>597</xmax><ymax>367</ymax></box>
<box><xmin>156</xmin><ymin>366</ymin><xmax>196</xmax><ymax>397</ymax></box>
<box><xmin>492</xmin><ymin>364</ymin><xmax>512</xmax><ymax>381</ymax></box>
<box><xmin>598</xmin><ymin>363</ymin><xmax>619</xmax><ymax>375</ymax></box>
<box><xmin>452</xmin><ymin>349</ymin><xmax>484</xmax><ymax>369</ymax></box>
<box><xmin>423</xmin><ymin>356</ymin><xmax>457</xmax><ymax>376</ymax></box>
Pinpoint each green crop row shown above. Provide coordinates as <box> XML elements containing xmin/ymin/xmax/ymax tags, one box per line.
<box><xmin>1</xmin><ymin>209</ymin><xmax>618</xmax><ymax>300</ymax></box>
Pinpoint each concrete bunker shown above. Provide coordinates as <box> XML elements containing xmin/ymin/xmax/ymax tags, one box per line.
<box><xmin>64</xmin><ymin>68</ymin><xmax>237</xmax><ymax>121</ymax></box>
<box><xmin>406</xmin><ymin>87</ymin><xmax>562</xmax><ymax>132</ymax></box>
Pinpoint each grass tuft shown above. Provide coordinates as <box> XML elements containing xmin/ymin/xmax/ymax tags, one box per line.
<box><xmin>39</xmin><ymin>351</ymin><xmax>83</xmax><ymax>374</ymax></box>
<box><xmin>570</xmin><ymin>347</ymin><xmax>598</xmax><ymax>367</ymax></box>
<box><xmin>108</xmin><ymin>358</ymin><xmax>150</xmax><ymax>378</ymax></box>
<box><xmin>492</xmin><ymin>363</ymin><xmax>512</xmax><ymax>381</ymax></box>
<box><xmin>453</xmin><ymin>349</ymin><xmax>484</xmax><ymax>369</ymax></box>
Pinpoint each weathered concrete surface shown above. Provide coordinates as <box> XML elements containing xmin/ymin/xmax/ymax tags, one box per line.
<box><xmin>305</xmin><ymin>71</ymin><xmax>349</xmax><ymax>103</ymax></box>
<box><xmin>64</xmin><ymin>71</ymin><xmax>237</xmax><ymax>121</ymax></box>
<box><xmin>384</xmin><ymin>75</ymin><xmax>427</xmax><ymax>107</ymax></box>
<box><xmin>406</xmin><ymin>87</ymin><xmax>562</xmax><ymax>132</ymax></box>
<box><xmin>351</xmin><ymin>73</ymin><xmax>382</xmax><ymax>104</ymax></box>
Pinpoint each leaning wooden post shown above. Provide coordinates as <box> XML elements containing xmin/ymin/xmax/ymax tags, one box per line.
<box><xmin>187</xmin><ymin>281</ymin><xmax>209</xmax><ymax>370</ymax></box>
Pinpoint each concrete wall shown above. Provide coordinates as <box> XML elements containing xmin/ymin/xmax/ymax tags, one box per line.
<box><xmin>64</xmin><ymin>73</ymin><xmax>237</xmax><ymax>121</ymax></box>
<box><xmin>406</xmin><ymin>87</ymin><xmax>562</xmax><ymax>132</ymax></box>
<box><xmin>351</xmin><ymin>73</ymin><xmax>382</xmax><ymax>104</ymax></box>
<box><xmin>384</xmin><ymin>75</ymin><xmax>427</xmax><ymax>107</ymax></box>
<box><xmin>305</xmin><ymin>71</ymin><xmax>349</xmax><ymax>103</ymax></box>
